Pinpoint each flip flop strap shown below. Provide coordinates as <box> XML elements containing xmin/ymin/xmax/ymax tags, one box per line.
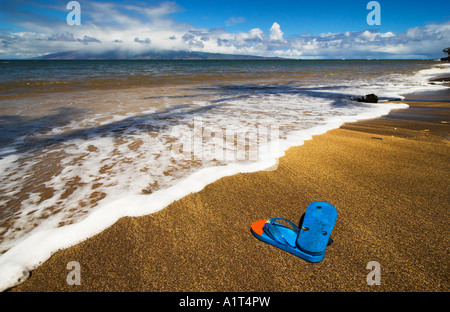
<box><xmin>263</xmin><ymin>218</ymin><xmax>300</xmax><ymax>248</ymax></box>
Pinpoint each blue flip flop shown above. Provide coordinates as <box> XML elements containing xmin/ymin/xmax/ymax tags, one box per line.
<box><xmin>251</xmin><ymin>201</ymin><xmax>337</xmax><ymax>263</ymax></box>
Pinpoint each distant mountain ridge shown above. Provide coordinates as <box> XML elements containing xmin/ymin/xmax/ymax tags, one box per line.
<box><xmin>33</xmin><ymin>50</ymin><xmax>284</xmax><ymax>60</ymax></box>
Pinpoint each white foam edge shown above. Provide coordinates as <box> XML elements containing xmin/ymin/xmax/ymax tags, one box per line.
<box><xmin>0</xmin><ymin>101</ymin><xmax>409</xmax><ymax>291</ymax></box>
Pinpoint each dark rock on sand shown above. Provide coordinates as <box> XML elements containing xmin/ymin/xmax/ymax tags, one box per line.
<box><xmin>430</xmin><ymin>76</ymin><xmax>450</xmax><ymax>82</ymax></box>
<box><xmin>352</xmin><ymin>94</ymin><xmax>379</xmax><ymax>103</ymax></box>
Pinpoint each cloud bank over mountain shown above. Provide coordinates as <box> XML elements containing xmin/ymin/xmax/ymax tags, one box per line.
<box><xmin>1</xmin><ymin>1</ymin><xmax>449</xmax><ymax>59</ymax></box>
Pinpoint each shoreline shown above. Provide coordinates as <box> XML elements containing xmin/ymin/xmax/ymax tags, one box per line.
<box><xmin>6</xmin><ymin>84</ymin><xmax>450</xmax><ymax>292</ymax></box>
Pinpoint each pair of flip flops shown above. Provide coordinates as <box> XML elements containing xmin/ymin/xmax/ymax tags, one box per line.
<box><xmin>251</xmin><ymin>201</ymin><xmax>337</xmax><ymax>263</ymax></box>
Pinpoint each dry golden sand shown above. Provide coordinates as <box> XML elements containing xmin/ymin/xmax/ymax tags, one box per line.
<box><xmin>8</xmin><ymin>93</ymin><xmax>450</xmax><ymax>292</ymax></box>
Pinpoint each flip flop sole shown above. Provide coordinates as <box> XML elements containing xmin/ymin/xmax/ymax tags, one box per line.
<box><xmin>297</xmin><ymin>201</ymin><xmax>337</xmax><ymax>255</ymax></box>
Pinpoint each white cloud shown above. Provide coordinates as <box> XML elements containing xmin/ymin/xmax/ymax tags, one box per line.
<box><xmin>274</xmin><ymin>49</ymin><xmax>302</xmax><ymax>57</ymax></box>
<box><xmin>226</xmin><ymin>17</ymin><xmax>246</xmax><ymax>27</ymax></box>
<box><xmin>249</xmin><ymin>28</ymin><xmax>264</xmax><ymax>41</ymax></box>
<box><xmin>269</xmin><ymin>22</ymin><xmax>284</xmax><ymax>41</ymax></box>
<box><xmin>380</xmin><ymin>32</ymin><xmax>394</xmax><ymax>38</ymax></box>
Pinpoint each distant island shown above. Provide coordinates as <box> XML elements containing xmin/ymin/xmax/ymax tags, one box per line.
<box><xmin>32</xmin><ymin>50</ymin><xmax>285</xmax><ymax>60</ymax></box>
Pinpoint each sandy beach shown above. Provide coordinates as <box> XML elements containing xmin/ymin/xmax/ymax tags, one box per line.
<box><xmin>7</xmin><ymin>86</ymin><xmax>449</xmax><ymax>292</ymax></box>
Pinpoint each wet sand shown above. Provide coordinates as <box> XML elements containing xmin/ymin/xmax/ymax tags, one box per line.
<box><xmin>7</xmin><ymin>88</ymin><xmax>450</xmax><ymax>292</ymax></box>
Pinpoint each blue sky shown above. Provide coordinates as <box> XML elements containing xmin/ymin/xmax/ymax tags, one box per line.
<box><xmin>173</xmin><ymin>0</ymin><xmax>449</xmax><ymax>35</ymax></box>
<box><xmin>0</xmin><ymin>0</ymin><xmax>449</xmax><ymax>59</ymax></box>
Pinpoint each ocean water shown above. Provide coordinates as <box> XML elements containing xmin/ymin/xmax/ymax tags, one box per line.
<box><xmin>0</xmin><ymin>59</ymin><xmax>449</xmax><ymax>290</ymax></box>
